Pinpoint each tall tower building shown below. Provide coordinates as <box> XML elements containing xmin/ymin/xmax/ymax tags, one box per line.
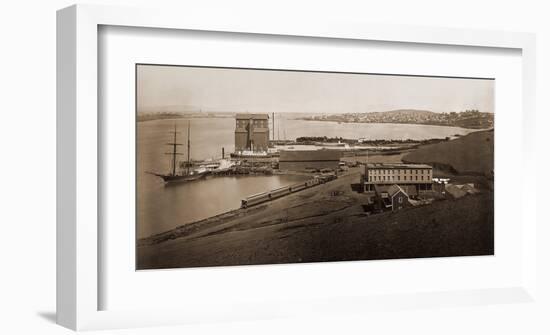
<box><xmin>234</xmin><ymin>113</ymin><xmax>270</xmax><ymax>153</ymax></box>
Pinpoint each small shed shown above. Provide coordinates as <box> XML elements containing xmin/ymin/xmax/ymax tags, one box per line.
<box><xmin>387</xmin><ymin>184</ymin><xmax>409</xmax><ymax>211</ymax></box>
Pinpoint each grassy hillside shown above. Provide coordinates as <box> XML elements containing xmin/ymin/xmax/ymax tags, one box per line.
<box><xmin>138</xmin><ymin>183</ymin><xmax>494</xmax><ymax>269</ymax></box>
<box><xmin>403</xmin><ymin>129</ymin><xmax>494</xmax><ymax>176</ymax></box>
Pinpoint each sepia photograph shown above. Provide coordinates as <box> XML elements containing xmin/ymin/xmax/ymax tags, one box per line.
<box><xmin>136</xmin><ymin>64</ymin><xmax>494</xmax><ymax>270</ymax></box>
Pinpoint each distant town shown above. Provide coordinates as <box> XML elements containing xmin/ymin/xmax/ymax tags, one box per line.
<box><xmin>297</xmin><ymin>109</ymin><xmax>494</xmax><ymax>129</ymax></box>
<box><xmin>137</xmin><ymin>109</ymin><xmax>494</xmax><ymax>129</ymax></box>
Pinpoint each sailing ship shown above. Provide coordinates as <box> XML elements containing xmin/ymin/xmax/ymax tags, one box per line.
<box><xmin>148</xmin><ymin>121</ymin><xmax>207</xmax><ymax>184</ymax></box>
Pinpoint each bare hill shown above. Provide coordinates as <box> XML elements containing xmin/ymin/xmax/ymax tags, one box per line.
<box><xmin>402</xmin><ymin>129</ymin><xmax>494</xmax><ymax>176</ymax></box>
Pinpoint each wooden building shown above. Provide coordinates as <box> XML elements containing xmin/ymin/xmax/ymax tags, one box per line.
<box><xmin>386</xmin><ymin>184</ymin><xmax>409</xmax><ymax>211</ymax></box>
<box><xmin>360</xmin><ymin>163</ymin><xmax>433</xmax><ymax>206</ymax></box>
<box><xmin>363</xmin><ymin>163</ymin><xmax>433</xmax><ymax>187</ymax></box>
<box><xmin>279</xmin><ymin>149</ymin><xmax>342</xmax><ymax>171</ymax></box>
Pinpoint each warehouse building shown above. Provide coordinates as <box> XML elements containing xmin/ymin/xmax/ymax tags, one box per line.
<box><xmin>359</xmin><ymin>163</ymin><xmax>433</xmax><ymax>207</ymax></box>
<box><xmin>234</xmin><ymin>113</ymin><xmax>270</xmax><ymax>153</ymax></box>
<box><xmin>279</xmin><ymin>150</ymin><xmax>342</xmax><ymax>171</ymax></box>
<box><xmin>363</xmin><ymin>163</ymin><xmax>433</xmax><ymax>189</ymax></box>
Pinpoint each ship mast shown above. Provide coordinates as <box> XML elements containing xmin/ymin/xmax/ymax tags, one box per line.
<box><xmin>277</xmin><ymin>114</ymin><xmax>280</xmax><ymax>140</ymax></box>
<box><xmin>187</xmin><ymin>121</ymin><xmax>191</xmax><ymax>175</ymax></box>
<box><xmin>172</xmin><ymin>125</ymin><xmax>177</xmax><ymax>176</ymax></box>
<box><xmin>166</xmin><ymin>124</ymin><xmax>183</xmax><ymax>176</ymax></box>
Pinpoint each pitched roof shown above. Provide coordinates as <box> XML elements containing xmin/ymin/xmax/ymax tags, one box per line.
<box><xmin>459</xmin><ymin>184</ymin><xmax>479</xmax><ymax>194</ymax></box>
<box><xmin>444</xmin><ymin>184</ymin><xmax>467</xmax><ymax>198</ymax></box>
<box><xmin>387</xmin><ymin>184</ymin><xmax>408</xmax><ymax>198</ymax></box>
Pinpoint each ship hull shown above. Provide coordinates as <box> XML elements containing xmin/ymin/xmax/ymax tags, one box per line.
<box><xmin>148</xmin><ymin>172</ymin><xmax>207</xmax><ymax>184</ymax></box>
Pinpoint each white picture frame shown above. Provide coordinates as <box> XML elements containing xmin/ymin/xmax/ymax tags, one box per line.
<box><xmin>56</xmin><ymin>4</ymin><xmax>537</xmax><ymax>331</ymax></box>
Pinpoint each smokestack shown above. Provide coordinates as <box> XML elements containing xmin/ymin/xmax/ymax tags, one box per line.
<box><xmin>222</xmin><ymin>147</ymin><xmax>225</xmax><ymax>159</ymax></box>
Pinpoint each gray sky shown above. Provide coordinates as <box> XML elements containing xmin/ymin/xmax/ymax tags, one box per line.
<box><xmin>137</xmin><ymin>65</ymin><xmax>494</xmax><ymax>114</ymax></box>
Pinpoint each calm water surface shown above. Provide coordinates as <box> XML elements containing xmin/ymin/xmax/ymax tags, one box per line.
<box><xmin>137</xmin><ymin>117</ymin><xmax>476</xmax><ymax>238</ymax></box>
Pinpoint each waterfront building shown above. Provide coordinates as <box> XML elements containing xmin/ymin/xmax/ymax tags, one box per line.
<box><xmin>234</xmin><ymin>113</ymin><xmax>270</xmax><ymax>153</ymax></box>
<box><xmin>279</xmin><ymin>150</ymin><xmax>342</xmax><ymax>171</ymax></box>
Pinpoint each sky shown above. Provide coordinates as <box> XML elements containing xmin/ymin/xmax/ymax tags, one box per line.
<box><xmin>137</xmin><ymin>65</ymin><xmax>495</xmax><ymax>114</ymax></box>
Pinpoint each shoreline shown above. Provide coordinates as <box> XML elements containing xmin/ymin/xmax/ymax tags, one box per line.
<box><xmin>137</xmin><ymin>115</ymin><xmax>491</xmax><ymax>131</ymax></box>
<box><xmin>138</xmin><ymin>171</ymin><xmax>331</xmax><ymax>242</ymax></box>
<box><xmin>292</xmin><ymin>119</ymin><xmax>493</xmax><ymax>130</ymax></box>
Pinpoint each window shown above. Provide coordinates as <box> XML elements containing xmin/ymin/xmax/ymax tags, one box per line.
<box><xmin>415</xmin><ymin>176</ymin><xmax>418</xmax><ymax>181</ymax></box>
<box><xmin>398</xmin><ymin>176</ymin><xmax>400</xmax><ymax>181</ymax></box>
<box><xmin>398</xmin><ymin>197</ymin><xmax>403</xmax><ymax>203</ymax></box>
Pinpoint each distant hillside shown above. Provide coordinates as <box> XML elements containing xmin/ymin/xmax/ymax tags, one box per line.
<box><xmin>299</xmin><ymin>109</ymin><xmax>494</xmax><ymax>129</ymax></box>
<box><xmin>137</xmin><ymin>111</ymin><xmax>235</xmax><ymax>122</ymax></box>
<box><xmin>402</xmin><ymin>129</ymin><xmax>494</xmax><ymax>176</ymax></box>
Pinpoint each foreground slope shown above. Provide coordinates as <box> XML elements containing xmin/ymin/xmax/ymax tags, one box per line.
<box><xmin>138</xmin><ymin>170</ymin><xmax>493</xmax><ymax>269</ymax></box>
